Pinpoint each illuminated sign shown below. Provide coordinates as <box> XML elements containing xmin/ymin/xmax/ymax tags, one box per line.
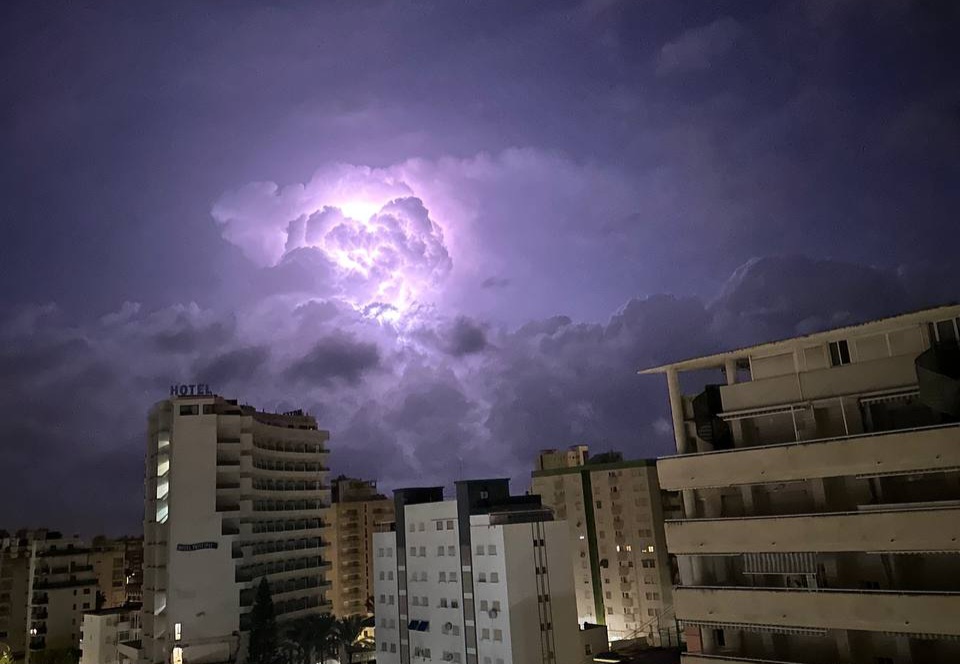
<box><xmin>172</xmin><ymin>646</ymin><xmax>183</xmax><ymax>664</ymax></box>
<box><xmin>176</xmin><ymin>541</ymin><xmax>218</xmax><ymax>552</ymax></box>
<box><xmin>169</xmin><ymin>384</ymin><xmax>214</xmax><ymax>397</ymax></box>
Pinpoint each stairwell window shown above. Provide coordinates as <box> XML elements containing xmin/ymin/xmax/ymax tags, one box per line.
<box><xmin>829</xmin><ymin>340</ymin><xmax>851</xmax><ymax>366</ymax></box>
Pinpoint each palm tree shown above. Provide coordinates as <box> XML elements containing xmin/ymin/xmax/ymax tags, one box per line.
<box><xmin>284</xmin><ymin>613</ymin><xmax>337</xmax><ymax>664</ymax></box>
<box><xmin>248</xmin><ymin>579</ymin><xmax>280</xmax><ymax>664</ymax></box>
<box><xmin>335</xmin><ymin>615</ymin><xmax>365</xmax><ymax>664</ymax></box>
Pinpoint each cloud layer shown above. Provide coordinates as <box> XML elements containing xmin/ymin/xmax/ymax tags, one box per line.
<box><xmin>1</xmin><ymin>253</ymin><xmax>950</xmax><ymax>535</ymax></box>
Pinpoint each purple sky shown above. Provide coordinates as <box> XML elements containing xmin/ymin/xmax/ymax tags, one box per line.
<box><xmin>1</xmin><ymin>0</ymin><xmax>958</xmax><ymax>535</ymax></box>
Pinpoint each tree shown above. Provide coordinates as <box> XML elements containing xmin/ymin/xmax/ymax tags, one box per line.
<box><xmin>0</xmin><ymin>643</ymin><xmax>13</xmax><ymax>664</ymax></box>
<box><xmin>284</xmin><ymin>613</ymin><xmax>336</xmax><ymax>664</ymax></box>
<box><xmin>335</xmin><ymin>615</ymin><xmax>365</xmax><ymax>664</ymax></box>
<box><xmin>247</xmin><ymin>579</ymin><xmax>280</xmax><ymax>664</ymax></box>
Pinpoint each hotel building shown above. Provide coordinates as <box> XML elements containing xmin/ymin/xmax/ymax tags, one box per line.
<box><xmin>643</xmin><ymin>304</ymin><xmax>960</xmax><ymax>663</ymax></box>
<box><xmin>141</xmin><ymin>394</ymin><xmax>331</xmax><ymax>664</ymax></box>
<box><xmin>373</xmin><ymin>479</ymin><xmax>582</xmax><ymax>664</ymax></box>
<box><xmin>327</xmin><ymin>476</ymin><xmax>394</xmax><ymax>618</ymax></box>
<box><xmin>531</xmin><ymin>447</ymin><xmax>679</xmax><ymax>643</ymax></box>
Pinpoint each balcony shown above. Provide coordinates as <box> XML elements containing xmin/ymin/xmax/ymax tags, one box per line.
<box><xmin>658</xmin><ymin>423</ymin><xmax>960</xmax><ymax>491</ymax></box>
<box><xmin>719</xmin><ymin>354</ymin><xmax>918</xmax><ymax>413</ymax></box>
<box><xmin>666</xmin><ymin>505</ymin><xmax>960</xmax><ymax>554</ymax></box>
<box><xmin>675</xmin><ymin>586</ymin><xmax>960</xmax><ymax>636</ymax></box>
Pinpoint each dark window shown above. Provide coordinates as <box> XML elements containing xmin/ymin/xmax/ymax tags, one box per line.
<box><xmin>828</xmin><ymin>340</ymin><xmax>851</xmax><ymax>366</ymax></box>
<box><xmin>714</xmin><ymin>629</ymin><xmax>725</xmax><ymax>647</ymax></box>
<box><xmin>203</xmin><ymin>404</ymin><xmax>215</xmax><ymax>415</ymax></box>
<box><xmin>179</xmin><ymin>404</ymin><xmax>199</xmax><ymax>416</ymax></box>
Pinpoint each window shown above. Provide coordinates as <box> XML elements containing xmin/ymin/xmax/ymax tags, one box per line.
<box><xmin>409</xmin><ymin>523</ymin><xmax>416</xmax><ymax>532</ymax></box>
<box><xmin>439</xmin><ymin>571</ymin><xmax>447</xmax><ymax>582</ymax></box>
<box><xmin>436</xmin><ymin>521</ymin><xmax>443</xmax><ymax>531</ymax></box>
<box><xmin>829</xmin><ymin>340</ymin><xmax>851</xmax><ymax>366</ymax></box>
<box><xmin>179</xmin><ymin>404</ymin><xmax>199</xmax><ymax>416</ymax></box>
<box><xmin>641</xmin><ymin>559</ymin><xmax>656</xmax><ymax>568</ymax></box>
<box><xmin>490</xmin><ymin>572</ymin><xmax>499</xmax><ymax>583</ymax></box>
<box><xmin>202</xmin><ymin>404</ymin><xmax>215</xmax><ymax>414</ymax></box>
<box><xmin>480</xmin><ymin>600</ymin><xmax>488</xmax><ymax>611</ymax></box>
<box><xmin>481</xmin><ymin>628</ymin><xmax>490</xmax><ymax>640</ymax></box>
<box><xmin>714</xmin><ymin>629</ymin><xmax>726</xmax><ymax>647</ymax></box>
<box><xmin>409</xmin><ymin>547</ymin><xmax>416</xmax><ymax>557</ymax></box>
<box><xmin>446</xmin><ymin>520</ymin><xmax>454</xmax><ymax>529</ymax></box>
<box><xmin>476</xmin><ymin>545</ymin><xmax>484</xmax><ymax>556</ymax></box>
<box><xmin>493</xmin><ymin>629</ymin><xmax>503</xmax><ymax>642</ymax></box>
<box><xmin>379</xmin><ymin>571</ymin><xmax>385</xmax><ymax>580</ymax></box>
<box><xmin>487</xmin><ymin>544</ymin><xmax>497</xmax><ymax>555</ymax></box>
<box><xmin>438</xmin><ymin>545</ymin><xmax>445</xmax><ymax>556</ymax></box>
<box><xmin>388</xmin><ymin>571</ymin><xmax>394</xmax><ymax>580</ymax></box>
<box><xmin>492</xmin><ymin>600</ymin><xmax>501</xmax><ymax>611</ymax></box>
<box><xmin>596</xmin><ymin>500</ymin><xmax>602</xmax><ymax>508</ymax></box>
<box><xmin>174</xmin><ymin>623</ymin><xmax>182</xmax><ymax>641</ymax></box>
<box><xmin>418</xmin><ymin>522</ymin><xmax>425</xmax><ymax>531</ymax></box>
<box><xmin>419</xmin><ymin>546</ymin><xmax>426</xmax><ymax>556</ymax></box>
<box><xmin>388</xmin><ymin>595</ymin><xmax>394</xmax><ymax>605</ymax></box>
<box><xmin>378</xmin><ymin>548</ymin><xmax>384</xmax><ymax>557</ymax></box>
<box><xmin>379</xmin><ymin>594</ymin><xmax>385</xmax><ymax>603</ymax></box>
<box><xmin>450</xmin><ymin>572</ymin><xmax>458</xmax><ymax>582</ymax></box>
<box><xmin>448</xmin><ymin>545</ymin><xmax>455</xmax><ymax>556</ymax></box>
<box><xmin>478</xmin><ymin>572</ymin><xmax>487</xmax><ymax>583</ymax></box>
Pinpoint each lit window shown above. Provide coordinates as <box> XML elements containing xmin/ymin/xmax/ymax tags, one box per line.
<box><xmin>174</xmin><ymin>623</ymin><xmax>181</xmax><ymax>641</ymax></box>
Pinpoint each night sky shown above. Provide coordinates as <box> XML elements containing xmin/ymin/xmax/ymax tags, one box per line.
<box><xmin>2</xmin><ymin>0</ymin><xmax>958</xmax><ymax>535</ymax></box>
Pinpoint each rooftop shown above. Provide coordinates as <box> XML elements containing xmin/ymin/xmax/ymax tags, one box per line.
<box><xmin>639</xmin><ymin>303</ymin><xmax>960</xmax><ymax>375</ymax></box>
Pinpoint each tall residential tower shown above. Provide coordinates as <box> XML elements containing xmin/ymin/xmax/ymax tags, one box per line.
<box><xmin>327</xmin><ymin>476</ymin><xmax>394</xmax><ymax>618</ymax></box>
<box><xmin>142</xmin><ymin>394</ymin><xmax>331</xmax><ymax>664</ymax></box>
<box><xmin>531</xmin><ymin>447</ymin><xmax>680</xmax><ymax>643</ymax></box>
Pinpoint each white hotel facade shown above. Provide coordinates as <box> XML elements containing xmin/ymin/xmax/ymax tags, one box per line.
<box><xmin>373</xmin><ymin>480</ymin><xmax>585</xmax><ymax>664</ymax></box>
<box><xmin>141</xmin><ymin>392</ymin><xmax>331</xmax><ymax>664</ymax></box>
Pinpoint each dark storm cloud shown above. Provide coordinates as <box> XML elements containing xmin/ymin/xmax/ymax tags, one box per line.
<box><xmin>286</xmin><ymin>333</ymin><xmax>382</xmax><ymax>385</ymax></box>
<box><xmin>446</xmin><ymin>316</ymin><xmax>490</xmax><ymax>357</ymax></box>
<box><xmin>196</xmin><ymin>346</ymin><xmax>270</xmax><ymax>386</ymax></box>
<box><xmin>480</xmin><ymin>276</ymin><xmax>511</xmax><ymax>290</ymax></box>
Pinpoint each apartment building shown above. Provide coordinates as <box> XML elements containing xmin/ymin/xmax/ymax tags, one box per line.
<box><xmin>79</xmin><ymin>604</ymin><xmax>142</xmax><ymax>664</ymax></box>
<box><xmin>643</xmin><ymin>304</ymin><xmax>960</xmax><ymax>663</ymax></box>
<box><xmin>327</xmin><ymin>476</ymin><xmax>394</xmax><ymax>618</ymax></box>
<box><xmin>373</xmin><ymin>479</ymin><xmax>582</xmax><ymax>664</ymax></box>
<box><xmin>141</xmin><ymin>394</ymin><xmax>331</xmax><ymax>664</ymax></box>
<box><xmin>0</xmin><ymin>530</ymin><xmax>99</xmax><ymax>663</ymax></box>
<box><xmin>90</xmin><ymin>544</ymin><xmax>125</xmax><ymax>609</ymax></box>
<box><xmin>531</xmin><ymin>447</ymin><xmax>679</xmax><ymax>643</ymax></box>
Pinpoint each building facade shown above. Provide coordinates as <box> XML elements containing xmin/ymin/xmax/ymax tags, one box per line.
<box><xmin>141</xmin><ymin>395</ymin><xmax>331</xmax><ymax>664</ymax></box>
<box><xmin>531</xmin><ymin>447</ymin><xmax>679</xmax><ymax>643</ymax></box>
<box><xmin>0</xmin><ymin>530</ymin><xmax>99</xmax><ymax>664</ymax></box>
<box><xmin>327</xmin><ymin>477</ymin><xmax>394</xmax><ymax>618</ymax></box>
<box><xmin>373</xmin><ymin>480</ymin><xmax>582</xmax><ymax>664</ymax></box>
<box><xmin>79</xmin><ymin>604</ymin><xmax>142</xmax><ymax>664</ymax></box>
<box><xmin>644</xmin><ymin>304</ymin><xmax>960</xmax><ymax>663</ymax></box>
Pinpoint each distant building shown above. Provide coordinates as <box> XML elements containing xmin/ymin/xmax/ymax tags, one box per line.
<box><xmin>327</xmin><ymin>476</ymin><xmax>394</xmax><ymax>618</ymax></box>
<box><xmin>373</xmin><ymin>479</ymin><xmax>583</xmax><ymax>664</ymax></box>
<box><xmin>643</xmin><ymin>304</ymin><xmax>960</xmax><ymax>662</ymax></box>
<box><xmin>0</xmin><ymin>530</ymin><xmax>99</xmax><ymax>663</ymax></box>
<box><xmin>531</xmin><ymin>447</ymin><xmax>680</xmax><ymax>643</ymax></box>
<box><xmin>90</xmin><ymin>541</ymin><xmax>126</xmax><ymax>609</ymax></box>
<box><xmin>79</xmin><ymin>604</ymin><xmax>141</xmax><ymax>664</ymax></box>
<box><xmin>140</xmin><ymin>395</ymin><xmax>331</xmax><ymax>664</ymax></box>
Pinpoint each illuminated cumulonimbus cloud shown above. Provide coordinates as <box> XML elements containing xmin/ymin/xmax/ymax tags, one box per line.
<box><xmin>212</xmin><ymin>163</ymin><xmax>452</xmax><ymax>314</ymax></box>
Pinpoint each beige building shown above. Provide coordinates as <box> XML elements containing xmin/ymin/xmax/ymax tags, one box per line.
<box><xmin>327</xmin><ymin>476</ymin><xmax>394</xmax><ymax>618</ymax></box>
<box><xmin>141</xmin><ymin>393</ymin><xmax>331</xmax><ymax>664</ymax></box>
<box><xmin>79</xmin><ymin>604</ymin><xmax>141</xmax><ymax>664</ymax></box>
<box><xmin>0</xmin><ymin>530</ymin><xmax>98</xmax><ymax>663</ymax></box>
<box><xmin>90</xmin><ymin>545</ymin><xmax>126</xmax><ymax>610</ymax></box>
<box><xmin>643</xmin><ymin>304</ymin><xmax>960</xmax><ymax>663</ymax></box>
<box><xmin>531</xmin><ymin>447</ymin><xmax>679</xmax><ymax>644</ymax></box>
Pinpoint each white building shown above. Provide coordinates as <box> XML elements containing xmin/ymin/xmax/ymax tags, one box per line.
<box><xmin>373</xmin><ymin>480</ymin><xmax>584</xmax><ymax>664</ymax></box>
<box><xmin>141</xmin><ymin>392</ymin><xmax>331</xmax><ymax>664</ymax></box>
<box><xmin>643</xmin><ymin>304</ymin><xmax>960</xmax><ymax>663</ymax></box>
<box><xmin>80</xmin><ymin>604</ymin><xmax>141</xmax><ymax>664</ymax></box>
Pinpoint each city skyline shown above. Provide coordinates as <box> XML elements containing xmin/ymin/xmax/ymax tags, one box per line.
<box><xmin>2</xmin><ymin>0</ymin><xmax>960</xmax><ymax>534</ymax></box>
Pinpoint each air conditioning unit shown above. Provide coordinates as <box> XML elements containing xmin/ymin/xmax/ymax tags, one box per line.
<box><xmin>488</xmin><ymin>608</ymin><xmax>498</xmax><ymax>618</ymax></box>
<box><xmin>444</xmin><ymin>622</ymin><xmax>454</xmax><ymax>630</ymax></box>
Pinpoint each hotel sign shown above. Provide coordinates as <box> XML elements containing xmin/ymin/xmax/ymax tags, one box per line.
<box><xmin>170</xmin><ymin>383</ymin><xmax>214</xmax><ymax>397</ymax></box>
<box><xmin>176</xmin><ymin>541</ymin><xmax>218</xmax><ymax>552</ymax></box>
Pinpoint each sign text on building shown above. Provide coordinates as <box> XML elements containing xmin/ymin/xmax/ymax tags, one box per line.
<box><xmin>170</xmin><ymin>383</ymin><xmax>214</xmax><ymax>397</ymax></box>
<box><xmin>176</xmin><ymin>541</ymin><xmax>218</xmax><ymax>552</ymax></box>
